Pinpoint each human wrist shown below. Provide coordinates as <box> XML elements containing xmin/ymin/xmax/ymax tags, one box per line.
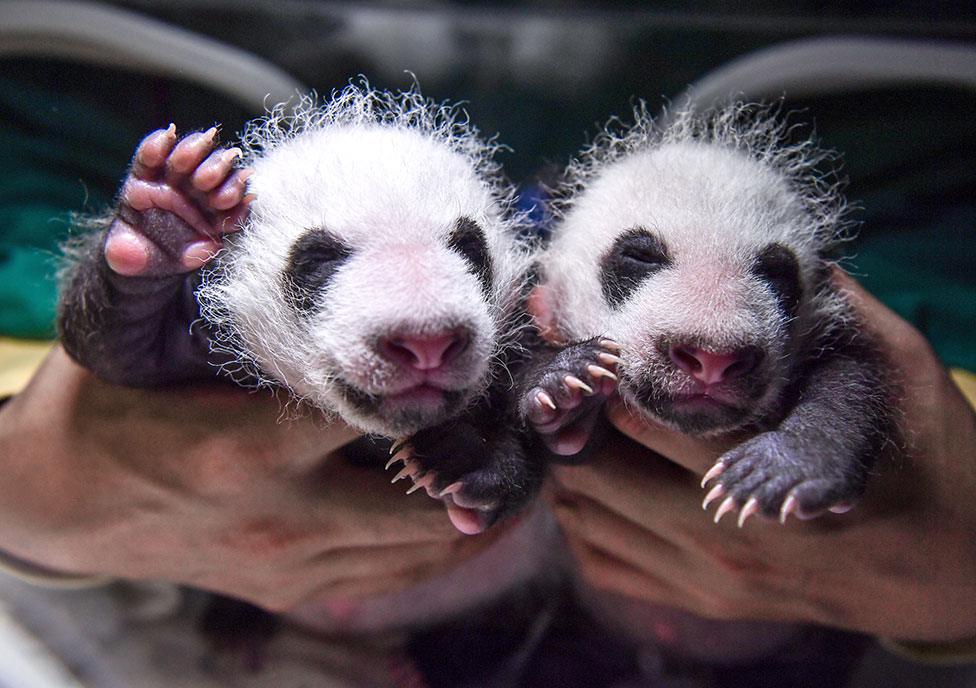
<box><xmin>0</xmin><ymin>545</ymin><xmax>110</xmax><ymax>589</ymax></box>
<box><xmin>0</xmin><ymin>393</ymin><xmax>111</xmax><ymax>588</ymax></box>
<box><xmin>875</xmin><ymin>368</ymin><xmax>976</xmax><ymax>663</ymax></box>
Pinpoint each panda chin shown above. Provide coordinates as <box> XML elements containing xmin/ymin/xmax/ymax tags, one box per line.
<box><xmin>378</xmin><ymin>385</ymin><xmax>462</xmax><ymax>429</ymax></box>
<box><xmin>655</xmin><ymin>400</ymin><xmax>751</xmax><ymax>437</ymax></box>
<box><xmin>627</xmin><ymin>385</ymin><xmax>758</xmax><ymax>437</ymax></box>
<box><xmin>336</xmin><ymin>379</ymin><xmax>473</xmax><ymax>436</ymax></box>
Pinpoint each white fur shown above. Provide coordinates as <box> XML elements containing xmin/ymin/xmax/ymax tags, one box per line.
<box><xmin>545</xmin><ymin>103</ymin><xmax>852</xmax><ymax>433</ymax></box>
<box><xmin>197</xmin><ymin>83</ymin><xmax>534</xmax><ymax>436</ymax></box>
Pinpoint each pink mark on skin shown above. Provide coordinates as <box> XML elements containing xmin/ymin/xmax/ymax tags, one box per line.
<box><xmin>321</xmin><ymin>596</ymin><xmax>362</xmax><ymax>624</ymax></box>
<box><xmin>653</xmin><ymin>620</ymin><xmax>679</xmax><ymax>646</ymax></box>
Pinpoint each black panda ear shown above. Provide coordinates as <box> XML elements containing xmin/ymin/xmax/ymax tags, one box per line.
<box><xmin>600</xmin><ymin>227</ymin><xmax>672</xmax><ymax>308</ymax></box>
<box><xmin>449</xmin><ymin>217</ymin><xmax>493</xmax><ymax>298</ymax></box>
<box><xmin>752</xmin><ymin>243</ymin><xmax>802</xmax><ymax>317</ymax></box>
<box><xmin>281</xmin><ymin>228</ymin><xmax>353</xmax><ymax>314</ymax></box>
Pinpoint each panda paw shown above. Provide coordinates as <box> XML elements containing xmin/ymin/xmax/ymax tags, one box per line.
<box><xmin>385</xmin><ymin>435</ymin><xmax>537</xmax><ymax>535</ymax></box>
<box><xmin>700</xmin><ymin>430</ymin><xmax>859</xmax><ymax>527</ymax></box>
<box><xmin>520</xmin><ymin>337</ymin><xmax>620</xmax><ymax>456</ymax></box>
<box><xmin>103</xmin><ymin>125</ymin><xmax>253</xmax><ymax>278</ymax></box>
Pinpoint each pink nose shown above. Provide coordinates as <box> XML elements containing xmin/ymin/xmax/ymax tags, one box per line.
<box><xmin>380</xmin><ymin>331</ymin><xmax>469</xmax><ymax>371</ymax></box>
<box><xmin>669</xmin><ymin>345</ymin><xmax>758</xmax><ymax>385</ymax></box>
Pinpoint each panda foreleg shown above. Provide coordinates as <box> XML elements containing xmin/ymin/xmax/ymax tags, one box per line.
<box><xmin>386</xmin><ymin>402</ymin><xmax>546</xmax><ymax>535</ymax></box>
<box><xmin>702</xmin><ymin>340</ymin><xmax>890</xmax><ymax>526</ymax></box>
<box><xmin>516</xmin><ymin>336</ymin><xmax>621</xmax><ymax>460</ymax></box>
<box><xmin>58</xmin><ymin>126</ymin><xmax>251</xmax><ymax>386</ymax></box>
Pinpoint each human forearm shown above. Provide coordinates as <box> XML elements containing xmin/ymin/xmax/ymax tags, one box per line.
<box><xmin>0</xmin><ymin>346</ymin><xmax>498</xmax><ymax>611</ymax></box>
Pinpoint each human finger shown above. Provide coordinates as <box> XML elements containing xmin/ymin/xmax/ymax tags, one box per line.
<box><xmin>604</xmin><ymin>399</ymin><xmax>732</xmax><ymax>476</ymax></box>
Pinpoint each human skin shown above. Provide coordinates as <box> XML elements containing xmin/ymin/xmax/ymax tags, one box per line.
<box><xmin>0</xmin><ymin>346</ymin><xmax>503</xmax><ymax>612</ymax></box>
<box><xmin>547</xmin><ymin>271</ymin><xmax>976</xmax><ymax>644</ymax></box>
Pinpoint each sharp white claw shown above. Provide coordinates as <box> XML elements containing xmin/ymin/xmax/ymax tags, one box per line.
<box><xmin>564</xmin><ymin>375</ymin><xmax>594</xmax><ymax>395</ymax></box>
<box><xmin>779</xmin><ymin>494</ymin><xmax>799</xmax><ymax>524</ymax></box>
<box><xmin>701</xmin><ymin>462</ymin><xmax>726</xmax><ymax>489</ymax></box>
<box><xmin>702</xmin><ymin>483</ymin><xmax>725</xmax><ymax>510</ymax></box>
<box><xmin>598</xmin><ymin>339</ymin><xmax>621</xmax><ymax>352</ymax></box>
<box><xmin>439</xmin><ymin>481</ymin><xmax>464</xmax><ymax>497</ymax></box>
<box><xmin>586</xmin><ymin>365</ymin><xmax>618</xmax><ymax>381</ymax></box>
<box><xmin>536</xmin><ymin>390</ymin><xmax>557</xmax><ymax>411</ymax></box>
<box><xmin>389</xmin><ymin>438</ymin><xmax>409</xmax><ymax>456</ymax></box>
<box><xmin>737</xmin><ymin>497</ymin><xmax>760</xmax><ymax>528</ymax></box>
<box><xmin>828</xmin><ymin>502</ymin><xmax>853</xmax><ymax>514</ymax></box>
<box><xmin>391</xmin><ymin>466</ymin><xmax>412</xmax><ymax>484</ymax></box>
<box><xmin>384</xmin><ymin>455</ymin><xmax>404</xmax><ymax>471</ymax></box>
<box><xmin>597</xmin><ymin>352</ymin><xmax>623</xmax><ymax>367</ymax></box>
<box><xmin>406</xmin><ymin>482</ymin><xmax>424</xmax><ymax>495</ymax></box>
<box><xmin>713</xmin><ymin>496</ymin><xmax>738</xmax><ymax>524</ymax></box>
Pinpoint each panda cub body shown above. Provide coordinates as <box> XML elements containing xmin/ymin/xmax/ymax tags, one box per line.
<box><xmin>536</xmin><ymin>104</ymin><xmax>892</xmax><ymax>523</ymax></box>
<box><xmin>58</xmin><ymin>84</ymin><xmax>565</xmax><ymax>534</ymax></box>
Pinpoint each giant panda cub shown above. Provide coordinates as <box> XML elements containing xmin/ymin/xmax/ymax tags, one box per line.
<box><xmin>530</xmin><ymin>103</ymin><xmax>892</xmax><ymax>525</ymax></box>
<box><xmin>58</xmin><ymin>83</ymin><xmax>598</xmax><ymax>534</ymax></box>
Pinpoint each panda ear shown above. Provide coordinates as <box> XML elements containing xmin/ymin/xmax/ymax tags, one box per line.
<box><xmin>526</xmin><ymin>283</ymin><xmax>564</xmax><ymax>344</ymax></box>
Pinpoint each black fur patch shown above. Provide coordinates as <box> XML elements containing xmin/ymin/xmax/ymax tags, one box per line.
<box><xmin>282</xmin><ymin>228</ymin><xmax>353</xmax><ymax>314</ymax></box>
<box><xmin>752</xmin><ymin>243</ymin><xmax>802</xmax><ymax>318</ymax></box>
<box><xmin>599</xmin><ymin>227</ymin><xmax>672</xmax><ymax>308</ymax></box>
<box><xmin>448</xmin><ymin>216</ymin><xmax>493</xmax><ymax>298</ymax></box>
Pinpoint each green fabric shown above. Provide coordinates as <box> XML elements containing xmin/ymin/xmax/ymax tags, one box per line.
<box><xmin>0</xmin><ymin>70</ymin><xmax>134</xmax><ymax>337</ymax></box>
<box><xmin>855</xmin><ymin>221</ymin><xmax>976</xmax><ymax>372</ymax></box>
<box><xmin>807</xmin><ymin>87</ymin><xmax>976</xmax><ymax>372</ymax></box>
<box><xmin>0</xmin><ymin>60</ymin><xmax>250</xmax><ymax>339</ymax></box>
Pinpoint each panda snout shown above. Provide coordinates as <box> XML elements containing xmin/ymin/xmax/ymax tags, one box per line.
<box><xmin>666</xmin><ymin>343</ymin><xmax>762</xmax><ymax>386</ymax></box>
<box><xmin>378</xmin><ymin>327</ymin><xmax>471</xmax><ymax>372</ymax></box>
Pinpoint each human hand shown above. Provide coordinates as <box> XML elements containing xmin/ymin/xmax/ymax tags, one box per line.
<box><xmin>0</xmin><ymin>346</ymin><xmax>499</xmax><ymax>612</ymax></box>
<box><xmin>549</xmin><ymin>272</ymin><xmax>976</xmax><ymax>643</ymax></box>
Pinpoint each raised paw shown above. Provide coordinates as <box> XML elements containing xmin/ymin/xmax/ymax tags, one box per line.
<box><xmin>521</xmin><ymin>337</ymin><xmax>621</xmax><ymax>456</ymax></box>
<box><xmin>104</xmin><ymin>125</ymin><xmax>254</xmax><ymax>278</ymax></box>
<box><xmin>700</xmin><ymin>431</ymin><xmax>862</xmax><ymax>527</ymax></box>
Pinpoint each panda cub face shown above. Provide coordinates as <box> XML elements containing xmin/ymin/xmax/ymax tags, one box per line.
<box><xmin>199</xmin><ymin>90</ymin><xmax>528</xmax><ymax>437</ymax></box>
<box><xmin>546</xmin><ymin>135</ymin><xmax>831</xmax><ymax>436</ymax></box>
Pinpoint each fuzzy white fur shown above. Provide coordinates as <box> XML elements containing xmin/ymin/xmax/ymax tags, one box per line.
<box><xmin>197</xmin><ymin>83</ymin><xmax>534</xmax><ymax>436</ymax></box>
<box><xmin>544</xmin><ymin>103</ymin><xmax>853</xmax><ymax>434</ymax></box>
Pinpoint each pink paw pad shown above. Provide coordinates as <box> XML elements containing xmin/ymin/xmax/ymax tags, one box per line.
<box><xmin>105</xmin><ymin>125</ymin><xmax>254</xmax><ymax>278</ymax></box>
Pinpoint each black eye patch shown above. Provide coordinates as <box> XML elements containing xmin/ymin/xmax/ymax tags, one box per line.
<box><xmin>600</xmin><ymin>227</ymin><xmax>672</xmax><ymax>308</ymax></box>
<box><xmin>281</xmin><ymin>228</ymin><xmax>353</xmax><ymax>314</ymax></box>
<box><xmin>448</xmin><ymin>216</ymin><xmax>493</xmax><ymax>298</ymax></box>
<box><xmin>751</xmin><ymin>243</ymin><xmax>802</xmax><ymax>318</ymax></box>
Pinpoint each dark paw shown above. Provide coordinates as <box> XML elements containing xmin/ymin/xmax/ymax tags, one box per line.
<box><xmin>701</xmin><ymin>431</ymin><xmax>860</xmax><ymax>527</ymax></box>
<box><xmin>521</xmin><ymin>337</ymin><xmax>621</xmax><ymax>456</ymax></box>
<box><xmin>104</xmin><ymin>126</ymin><xmax>253</xmax><ymax>278</ymax></box>
<box><xmin>385</xmin><ymin>432</ymin><xmax>538</xmax><ymax>535</ymax></box>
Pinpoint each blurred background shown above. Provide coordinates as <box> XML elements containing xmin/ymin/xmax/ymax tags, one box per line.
<box><xmin>1</xmin><ymin>0</ymin><xmax>975</xmax><ymax>373</ymax></box>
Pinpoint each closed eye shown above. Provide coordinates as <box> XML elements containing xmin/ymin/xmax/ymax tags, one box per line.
<box><xmin>448</xmin><ymin>216</ymin><xmax>493</xmax><ymax>297</ymax></box>
<box><xmin>600</xmin><ymin>227</ymin><xmax>672</xmax><ymax>308</ymax></box>
<box><xmin>751</xmin><ymin>243</ymin><xmax>802</xmax><ymax>317</ymax></box>
<box><xmin>281</xmin><ymin>227</ymin><xmax>353</xmax><ymax>314</ymax></box>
